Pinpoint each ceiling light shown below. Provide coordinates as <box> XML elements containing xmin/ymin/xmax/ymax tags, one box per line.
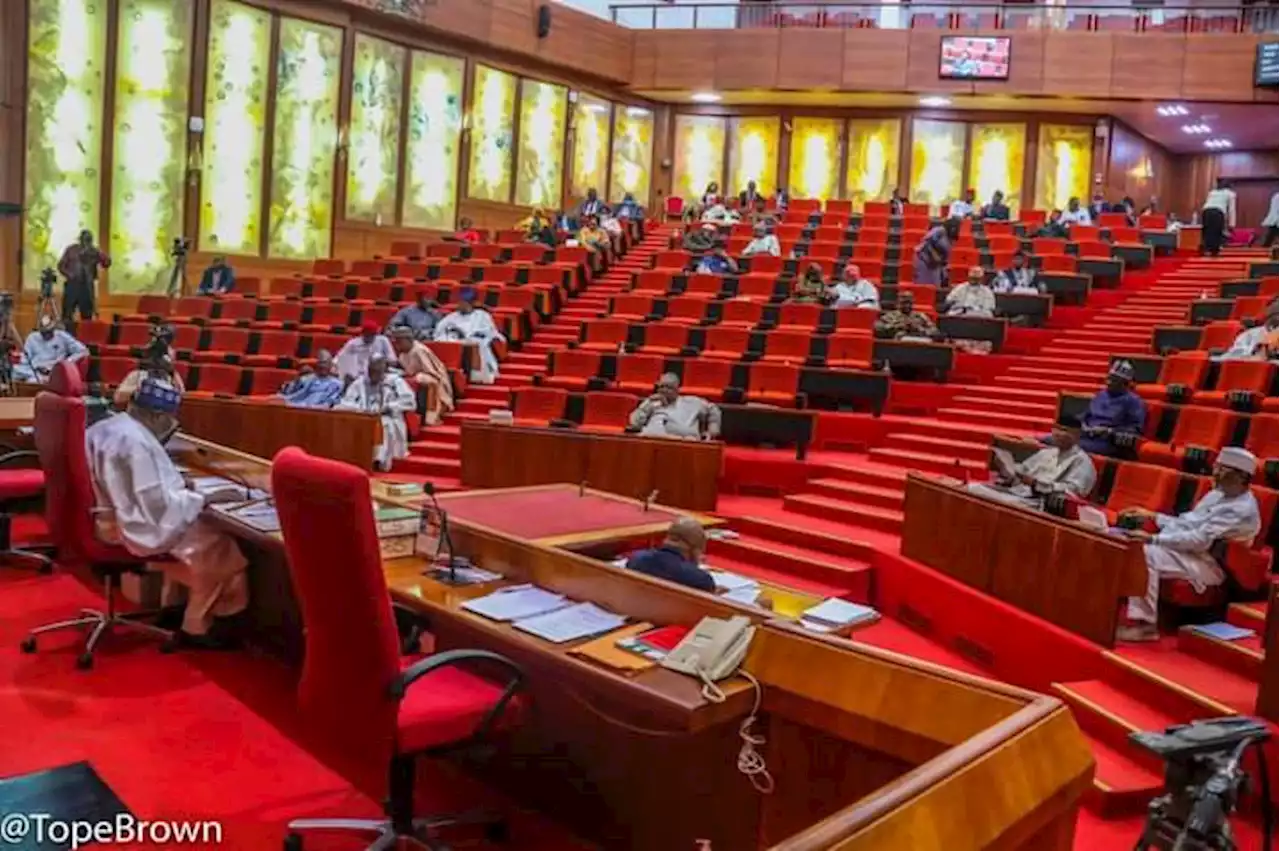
<box><xmin>624</xmin><ymin>106</ymin><xmax>651</xmax><ymax>118</ymax></box>
<box><xmin>919</xmin><ymin>96</ymin><xmax>951</xmax><ymax>107</ymax></box>
<box><xmin>1204</xmin><ymin>139</ymin><xmax>1233</xmax><ymax>149</ymax></box>
<box><xmin>1156</xmin><ymin>104</ymin><xmax>1189</xmax><ymax>117</ymax></box>
<box><xmin>1181</xmin><ymin>124</ymin><xmax>1211</xmax><ymax>135</ymax></box>
<box><xmin>690</xmin><ymin>91</ymin><xmax>721</xmax><ymax>103</ymax></box>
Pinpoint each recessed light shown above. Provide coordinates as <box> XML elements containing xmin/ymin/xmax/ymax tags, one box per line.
<box><xmin>690</xmin><ymin>92</ymin><xmax>721</xmax><ymax>103</ymax></box>
<box><xmin>1181</xmin><ymin>124</ymin><xmax>1211</xmax><ymax>135</ymax></box>
<box><xmin>1204</xmin><ymin>139</ymin><xmax>1233</xmax><ymax>149</ymax></box>
<box><xmin>625</xmin><ymin>106</ymin><xmax>651</xmax><ymax>118</ymax></box>
<box><xmin>1157</xmin><ymin>104</ymin><xmax>1189</xmax><ymax>117</ymax></box>
<box><xmin>919</xmin><ymin>96</ymin><xmax>951</xmax><ymax>107</ymax></box>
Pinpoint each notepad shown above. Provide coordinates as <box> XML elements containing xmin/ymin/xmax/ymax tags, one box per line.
<box><xmin>1077</xmin><ymin>505</ymin><xmax>1109</xmax><ymax>532</ymax></box>
<box><xmin>513</xmin><ymin>602</ymin><xmax>627</xmax><ymax>644</ymax></box>
<box><xmin>722</xmin><ymin>585</ymin><xmax>762</xmax><ymax>605</ymax></box>
<box><xmin>707</xmin><ymin>570</ymin><xmax>759</xmax><ymax>592</ymax></box>
<box><xmin>215</xmin><ymin>501</ymin><xmax>281</xmax><ymax>533</ymax></box>
<box><xmin>799</xmin><ymin>598</ymin><xmax>880</xmax><ymax>633</ymax></box>
<box><xmin>188</xmin><ymin>475</ymin><xmax>268</xmax><ymax>502</ymax></box>
<box><xmin>1189</xmin><ymin>622</ymin><xmax>1256</xmax><ymax>642</ymax></box>
<box><xmin>991</xmin><ymin>447</ymin><xmax>1018</xmax><ymax>480</ymax></box>
<box><xmin>460</xmin><ymin>585</ymin><xmax>569</xmax><ymax>622</ymax></box>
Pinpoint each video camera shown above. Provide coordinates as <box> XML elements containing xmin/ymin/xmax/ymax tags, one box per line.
<box><xmin>171</xmin><ymin>237</ymin><xmax>191</xmax><ymax>259</ymax></box>
<box><xmin>38</xmin><ymin>268</ymin><xmax>56</xmax><ymax>299</ymax></box>
<box><xmin>1132</xmin><ymin>716</ymin><xmax>1272</xmax><ymax>851</ymax></box>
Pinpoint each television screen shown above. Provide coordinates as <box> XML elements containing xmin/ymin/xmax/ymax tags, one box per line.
<box><xmin>939</xmin><ymin>36</ymin><xmax>1011</xmax><ymax>80</ymax></box>
<box><xmin>1256</xmin><ymin>42</ymin><xmax>1278</xmax><ymax>88</ymax></box>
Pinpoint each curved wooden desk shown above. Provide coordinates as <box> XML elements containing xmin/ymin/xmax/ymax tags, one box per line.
<box><xmin>174</xmin><ymin>437</ymin><xmax>1094</xmax><ymax>851</ymax></box>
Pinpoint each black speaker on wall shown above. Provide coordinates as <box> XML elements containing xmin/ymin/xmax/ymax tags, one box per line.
<box><xmin>536</xmin><ymin>3</ymin><xmax>552</xmax><ymax>38</ymax></box>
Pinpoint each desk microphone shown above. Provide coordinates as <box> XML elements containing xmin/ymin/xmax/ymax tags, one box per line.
<box><xmin>643</xmin><ymin>489</ymin><xmax>659</xmax><ymax>512</ymax></box>
<box><xmin>579</xmin><ymin>479</ymin><xmax>587</xmax><ymax>497</ymax></box>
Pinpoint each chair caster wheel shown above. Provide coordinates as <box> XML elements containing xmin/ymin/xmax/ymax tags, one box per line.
<box><xmin>19</xmin><ymin>636</ymin><xmax>35</xmax><ymax>653</ymax></box>
<box><xmin>283</xmin><ymin>832</ymin><xmax>303</xmax><ymax>851</ymax></box>
<box><xmin>75</xmin><ymin>652</ymin><xmax>93</xmax><ymax>670</ymax></box>
<box><xmin>485</xmin><ymin>821</ymin><xmax>510</xmax><ymax>843</ymax></box>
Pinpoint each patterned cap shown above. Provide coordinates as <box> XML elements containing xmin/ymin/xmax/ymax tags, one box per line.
<box><xmin>1108</xmin><ymin>360</ymin><xmax>1135</xmax><ymax>381</ymax></box>
<box><xmin>134</xmin><ymin>378</ymin><xmax>181</xmax><ymax>414</ymax></box>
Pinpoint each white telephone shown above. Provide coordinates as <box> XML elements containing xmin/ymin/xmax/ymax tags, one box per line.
<box><xmin>661</xmin><ymin>615</ymin><xmax>755</xmax><ymax>701</ymax></box>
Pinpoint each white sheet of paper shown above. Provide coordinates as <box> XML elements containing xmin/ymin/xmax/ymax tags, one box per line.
<box><xmin>707</xmin><ymin>570</ymin><xmax>759</xmax><ymax>592</ymax></box>
<box><xmin>722</xmin><ymin>585</ymin><xmax>762</xmax><ymax>605</ymax></box>
<box><xmin>1077</xmin><ymin>504</ymin><xmax>1109</xmax><ymax>532</ymax></box>
<box><xmin>991</xmin><ymin>448</ymin><xmax>1018</xmax><ymax>480</ymax></box>
<box><xmin>513</xmin><ymin>602</ymin><xmax>626</xmax><ymax>644</ymax></box>
<box><xmin>802</xmin><ymin>598</ymin><xmax>879</xmax><ymax>627</ymax></box>
<box><xmin>461</xmin><ymin>585</ymin><xmax>569</xmax><ymax>622</ymax></box>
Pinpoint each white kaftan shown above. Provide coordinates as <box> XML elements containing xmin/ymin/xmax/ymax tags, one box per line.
<box><xmin>85</xmin><ymin>413</ymin><xmax>248</xmax><ymax>635</ymax></box>
<box><xmin>968</xmin><ymin>446</ymin><xmax>1097</xmax><ymax>510</ymax></box>
<box><xmin>334</xmin><ymin>335</ymin><xmax>396</xmax><ymax>381</ymax></box>
<box><xmin>434</xmin><ymin>309</ymin><xmax>504</xmax><ymax>384</ymax></box>
<box><xmin>339</xmin><ymin>374</ymin><xmax>417</xmax><ymax>469</ymax></box>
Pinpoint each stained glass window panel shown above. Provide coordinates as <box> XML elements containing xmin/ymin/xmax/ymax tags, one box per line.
<box><xmin>609</xmin><ymin>106</ymin><xmax>653</xmax><ymax>204</ymax></box>
<box><xmin>969</xmin><ymin>123</ymin><xmax>1027</xmax><ymax>216</ymax></box>
<box><xmin>728</xmin><ymin>116</ymin><xmax>780</xmax><ymax>197</ymax></box>
<box><xmin>569</xmin><ymin>94</ymin><xmax>611</xmax><ymax>203</ymax></box>
<box><xmin>401</xmin><ymin>50</ymin><xmax>464</xmax><ymax>230</ymax></box>
<box><xmin>909</xmin><ymin>119</ymin><xmax>966</xmax><ymax>214</ymax></box>
<box><xmin>846</xmin><ymin>118</ymin><xmax>902</xmax><ymax>210</ymax></box>
<box><xmin>467</xmin><ymin>65</ymin><xmax>516</xmax><ymax>202</ymax></box>
<box><xmin>199</xmin><ymin>0</ymin><xmax>271</xmax><ymax>255</ymax></box>
<box><xmin>788</xmin><ymin>117</ymin><xmax>842</xmax><ymax>202</ymax></box>
<box><xmin>1035</xmin><ymin>124</ymin><xmax>1092</xmax><ymax>212</ymax></box>
<box><xmin>515</xmin><ymin>79</ymin><xmax>567</xmax><ymax>208</ymax></box>
<box><xmin>672</xmin><ymin>115</ymin><xmax>726</xmax><ymax>202</ymax></box>
<box><xmin>345</xmin><ymin>34</ymin><xmax>405</xmax><ymax>224</ymax></box>
<box><xmin>267</xmin><ymin>17</ymin><xmax>343</xmax><ymax>258</ymax></box>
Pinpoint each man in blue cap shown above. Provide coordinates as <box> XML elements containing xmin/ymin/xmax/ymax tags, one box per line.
<box><xmin>85</xmin><ymin>377</ymin><xmax>249</xmax><ymax>647</ymax></box>
<box><xmin>433</xmin><ymin>286</ymin><xmax>504</xmax><ymax>384</ymax></box>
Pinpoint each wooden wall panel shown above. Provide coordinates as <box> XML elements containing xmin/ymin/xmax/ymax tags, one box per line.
<box><xmin>653</xmin><ymin>31</ymin><xmax>716</xmax><ymax>90</ymax></box>
<box><xmin>1181</xmin><ymin>34</ymin><xmax>1262</xmax><ymax>101</ymax></box>
<box><xmin>777</xmin><ymin>30</ymin><xmax>842</xmax><ymax>90</ymax></box>
<box><xmin>631</xmin><ymin>33</ymin><xmax>658</xmax><ymax>90</ymax></box>
<box><xmin>716</xmin><ymin>31</ymin><xmax>782</xmax><ymax>89</ymax></box>
<box><xmin>841</xmin><ymin>30</ymin><xmax>910</xmax><ymax>90</ymax></box>
<box><xmin>487</xmin><ymin>0</ymin><xmax>539</xmax><ymax>59</ymax></box>
<box><xmin>0</xmin><ymin>0</ymin><xmax>23</xmax><ymax>293</ymax></box>
<box><xmin>973</xmin><ymin>29</ymin><xmax>1043</xmax><ymax>95</ymax></box>
<box><xmin>1042</xmin><ymin>33</ymin><xmax>1114</xmax><ymax>97</ymax></box>
<box><xmin>1109</xmin><ymin>35</ymin><xmax>1185</xmax><ymax>100</ymax></box>
<box><xmin>413</xmin><ymin>0</ymin><xmax>493</xmax><ymax>44</ymax></box>
<box><xmin>1168</xmin><ymin>151</ymin><xmax>1280</xmax><ymax>221</ymax></box>
<box><xmin>1105</xmin><ymin>121</ymin><xmax>1172</xmax><ymax>210</ymax></box>
<box><xmin>535</xmin><ymin>7</ymin><xmax>635</xmax><ymax>84</ymax></box>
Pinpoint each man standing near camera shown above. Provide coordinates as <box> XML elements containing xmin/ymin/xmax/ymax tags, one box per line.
<box><xmin>57</xmin><ymin>229</ymin><xmax>110</xmax><ymax>322</ymax></box>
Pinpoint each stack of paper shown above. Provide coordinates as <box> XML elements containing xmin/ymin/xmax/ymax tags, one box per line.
<box><xmin>707</xmin><ymin>569</ymin><xmax>761</xmax><ymax>605</ymax></box>
<box><xmin>514</xmin><ymin>602</ymin><xmax>627</xmax><ymax>644</ymax></box>
<box><xmin>215</xmin><ymin>501</ymin><xmax>280</xmax><ymax>533</ymax></box>
<box><xmin>1189</xmin><ymin>622</ymin><xmax>1256</xmax><ymax>642</ymax></box>
<box><xmin>461</xmin><ymin>585</ymin><xmax>569</xmax><ymax>622</ymax></box>
<box><xmin>706</xmin><ymin>529</ymin><xmax>740</xmax><ymax>541</ymax></box>
<box><xmin>799</xmin><ymin>598</ymin><xmax>880</xmax><ymax>634</ymax></box>
<box><xmin>188</xmin><ymin>475</ymin><xmax>268</xmax><ymax>502</ymax></box>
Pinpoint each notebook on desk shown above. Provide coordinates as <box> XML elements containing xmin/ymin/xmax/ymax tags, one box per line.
<box><xmin>570</xmin><ymin>623</ymin><xmax>657</xmax><ymax>675</ymax></box>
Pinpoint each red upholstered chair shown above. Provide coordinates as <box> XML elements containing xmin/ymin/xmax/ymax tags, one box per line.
<box><xmin>608</xmin><ymin>294</ymin><xmax>656</xmax><ymax>322</ymax></box>
<box><xmin>20</xmin><ymin>384</ymin><xmax>175</xmax><ymax>668</ymax></box>
<box><xmin>0</xmin><ymin>360</ymin><xmax>70</xmax><ymax>573</ymax></box>
<box><xmin>758</xmin><ymin>329</ymin><xmax>814</xmax><ymax>364</ymax></box>
<box><xmin>664</xmin><ymin>298</ymin><xmax>711</xmax><ymax>326</ymax></box>
<box><xmin>681</xmin><ymin>358</ymin><xmax>733</xmax><ymax>400</ymax></box>
<box><xmin>1135</xmin><ymin>351</ymin><xmax>1209</xmax><ymax>402</ymax></box>
<box><xmin>1196</xmin><ymin>361</ymin><xmax>1276</xmax><ymax>410</ymax></box>
<box><xmin>701</xmin><ymin>327</ymin><xmax>750</xmax><ymax>360</ymax></box>
<box><xmin>577</xmin><ymin>319</ymin><xmax>629</xmax><ymax>353</ymax></box>
<box><xmin>636</xmin><ymin>323</ymin><xmax>690</xmax><ymax>356</ymax></box>
<box><xmin>1103</xmin><ymin>461</ymin><xmax>1181</xmax><ymax>522</ymax></box>
<box><xmin>542</xmin><ymin>350</ymin><xmax>601</xmax><ymax>390</ymax></box>
<box><xmin>825</xmin><ymin>332</ymin><xmax>874</xmax><ymax>369</ymax></box>
<box><xmin>615</xmin><ymin>353</ymin><xmax>664</xmax><ymax>395</ymax></box>
<box><xmin>581</xmin><ymin>391</ymin><xmax>639</xmax><ymax>433</ymax></box>
<box><xmin>511</xmin><ymin>387</ymin><xmax>567</xmax><ymax>425</ymax></box>
<box><xmin>271</xmin><ymin>448</ymin><xmax>524</xmax><ymax>849</ymax></box>
<box><xmin>743</xmin><ymin>363</ymin><xmax>802</xmax><ymax>406</ymax></box>
<box><xmin>1138</xmin><ymin>406</ymin><xmax>1234</xmax><ymax>472</ymax></box>
<box><xmin>719</xmin><ymin>298</ymin><xmax>765</xmax><ymax>329</ymax></box>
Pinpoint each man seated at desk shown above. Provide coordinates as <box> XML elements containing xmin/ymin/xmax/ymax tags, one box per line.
<box><xmin>1079</xmin><ymin>360</ymin><xmax>1147</xmax><ymax>457</ymax></box>
<box><xmin>87</xmin><ymin>378</ymin><xmax>249</xmax><ymax>648</ymax></box>
<box><xmin>742</xmin><ymin>222</ymin><xmax>780</xmax><ymax>258</ymax></box>
<box><xmin>944</xmin><ymin>267</ymin><xmax>996</xmax><ymax>318</ymax></box>
<box><xmin>335</xmin><ymin>321</ymin><xmax>396</xmax><ymax>383</ymax></box>
<box><xmin>338</xmin><ymin>355</ymin><xmax>416</xmax><ymax>472</ymax></box>
<box><xmin>695</xmin><ymin>247</ymin><xmax>739</xmax><ymax>276</ymax></box>
<box><xmin>968</xmin><ymin>415</ymin><xmax>1096</xmax><ymax>511</ymax></box>
<box><xmin>1115</xmin><ymin>447</ymin><xmax>1261</xmax><ymax>642</ymax></box>
<box><xmin>391</xmin><ymin>327</ymin><xmax>453</xmax><ymax>426</ymax></box>
<box><xmin>993</xmin><ymin>251</ymin><xmax>1045</xmax><ymax>295</ymax></box>
<box><xmin>1217</xmin><ymin>299</ymin><xmax>1278</xmax><ymax>361</ymax></box>
<box><xmin>15</xmin><ymin>315</ymin><xmax>88</xmax><ymax>382</ymax></box>
<box><xmin>434</xmin><ymin>286</ymin><xmax>504</xmax><ymax>384</ymax></box>
<box><xmin>628</xmin><ymin>372</ymin><xmax>721</xmax><ymax>441</ymax></box>
<box><xmin>874</xmin><ymin>291</ymin><xmax>938</xmax><ymax>340</ymax></box>
<box><xmin>1060</xmin><ymin>197</ymin><xmax>1091</xmax><ymax>227</ymax></box>
<box><xmin>626</xmin><ymin>518</ymin><xmax>715</xmax><ymax>593</ymax></box>
<box><xmin>829</xmin><ymin>263</ymin><xmax>879</xmax><ymax>310</ymax></box>
<box><xmin>388</xmin><ymin>291</ymin><xmax>441</xmax><ymax>341</ymax></box>
<box><xmin>197</xmin><ymin>256</ymin><xmax>235</xmax><ymax>295</ymax></box>
<box><xmin>278</xmin><ymin>350</ymin><xmax>344</xmax><ymax>408</ymax></box>
<box><xmin>1035</xmin><ymin>210</ymin><xmax>1070</xmax><ymax>239</ymax></box>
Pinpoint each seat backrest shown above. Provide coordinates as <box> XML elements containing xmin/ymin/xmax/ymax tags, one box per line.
<box><xmin>33</xmin><ymin>392</ymin><xmax>96</xmax><ymax>561</ymax></box>
<box><xmin>1158</xmin><ymin>351</ymin><xmax>1208</xmax><ymax>386</ymax></box>
<box><xmin>1032</xmin><ymin>238</ymin><xmax>1066</xmax><ymax>255</ymax></box>
<box><xmin>513</xmin><ymin>387</ymin><xmax>567</xmax><ymax>420</ymax></box>
<box><xmin>1201</xmin><ymin>321</ymin><xmax>1241</xmax><ymax>351</ymax></box>
<box><xmin>271</xmin><ymin>448</ymin><xmax>400</xmax><ymax>759</ymax></box>
<box><xmin>829</xmin><ymin>332</ymin><xmax>873</xmax><ymax>362</ymax></box>
<box><xmin>642</xmin><ymin>323</ymin><xmax>688</xmax><ymax>348</ymax></box>
<box><xmin>777</xmin><ymin>302</ymin><xmax>823</xmax><ymax>328</ymax></box>
<box><xmin>582</xmin><ymin>392</ymin><xmax>638</xmax><ymax>429</ymax></box>
<box><xmin>683</xmin><ymin>358</ymin><xmax>732</xmax><ymax>387</ymax></box>
<box><xmin>750</xmin><ymin>362</ymin><xmax>798</xmax><ymax>392</ymax></box>
<box><xmin>554</xmin><ymin>349</ymin><xmax>600</xmax><ymax>377</ymax></box>
<box><xmin>617</xmin><ymin>353</ymin><xmax>663</xmax><ymax>382</ymax></box>
<box><xmin>1171</xmin><ymin>406</ymin><xmax>1230</xmax><ymax>447</ymax></box>
<box><xmin>1246</xmin><ymin>413</ymin><xmax>1278</xmax><ymax>459</ymax></box>
<box><xmin>705</xmin><ymin>327</ymin><xmax>748</xmax><ymax>353</ymax></box>
<box><xmin>584</xmin><ymin>319</ymin><xmax>627</xmax><ymax>344</ymax></box>
<box><xmin>1106</xmin><ymin>462</ymin><xmax>1179</xmax><ymax>512</ymax></box>
<box><xmin>48</xmin><ymin>361</ymin><xmax>85</xmax><ymax>397</ymax></box>
<box><xmin>1213</xmin><ymin>360</ymin><xmax>1274</xmax><ymax>394</ymax></box>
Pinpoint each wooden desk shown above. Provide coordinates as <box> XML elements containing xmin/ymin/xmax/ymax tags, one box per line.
<box><xmin>459</xmin><ymin>420</ymin><xmax>723</xmax><ymax>511</ymax></box>
<box><xmin>179</xmin><ymin>395</ymin><xmax>381</xmax><ymax>470</ymax></box>
<box><xmin>0</xmin><ymin>396</ymin><xmax>34</xmax><ymax>430</ymax></box>
<box><xmin>178</xmin><ymin>438</ymin><xmax>1094</xmax><ymax>851</ymax></box>
<box><xmin>902</xmin><ymin>473</ymin><xmax>1147</xmax><ymax>647</ymax></box>
<box><xmin>873</xmin><ymin>339</ymin><xmax>955</xmax><ymax>382</ymax></box>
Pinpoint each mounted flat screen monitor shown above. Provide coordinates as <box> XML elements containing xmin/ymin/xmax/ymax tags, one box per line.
<box><xmin>939</xmin><ymin>36</ymin><xmax>1011</xmax><ymax>80</ymax></box>
<box><xmin>1257</xmin><ymin>42</ymin><xmax>1278</xmax><ymax>88</ymax></box>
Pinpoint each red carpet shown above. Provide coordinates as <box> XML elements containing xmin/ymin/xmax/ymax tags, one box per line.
<box><xmin>0</xmin><ymin>570</ymin><xmax>586</xmax><ymax>850</ymax></box>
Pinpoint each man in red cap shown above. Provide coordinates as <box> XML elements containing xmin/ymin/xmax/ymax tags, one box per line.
<box><xmin>335</xmin><ymin>318</ymin><xmax>395</xmax><ymax>383</ymax></box>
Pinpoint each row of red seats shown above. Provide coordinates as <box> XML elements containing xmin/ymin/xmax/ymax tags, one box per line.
<box><xmin>712</xmin><ymin>219</ymin><xmax>1147</xmax><ymax>248</ymax></box>
<box><xmin>1131</xmin><ymin>403</ymin><xmax>1275</xmax><ymax>471</ymax></box>
<box><xmin>311</xmin><ymin>247</ymin><xmax>585</xmax><ymax>278</ymax></box>
<box><xmin>1136</xmin><ymin>354</ymin><xmax>1277</xmax><ymax>410</ymax></box>
<box><xmin>603</xmin><ymin>295</ymin><xmax>899</xmax><ymax>328</ymax></box>
<box><xmin>577</xmin><ymin>310</ymin><xmax>879</xmax><ymax>353</ymax></box>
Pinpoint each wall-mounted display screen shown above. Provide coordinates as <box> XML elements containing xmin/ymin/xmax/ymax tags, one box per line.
<box><xmin>939</xmin><ymin>36</ymin><xmax>1010</xmax><ymax>80</ymax></box>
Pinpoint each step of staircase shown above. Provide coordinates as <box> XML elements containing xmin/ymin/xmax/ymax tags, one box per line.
<box><xmin>1006</xmin><ymin>365</ymin><xmax>1108</xmax><ymax>383</ymax></box>
<box><xmin>728</xmin><ymin>515</ymin><xmax>876</xmax><ymax>562</ymax></box>
<box><xmin>782</xmin><ymin>493</ymin><xmax>904</xmax><ymax>534</ymax></box>
<box><xmin>1102</xmin><ymin>647</ymin><xmax>1251</xmax><ymax>718</ymax></box>
<box><xmin>867</xmin><ymin>447</ymin><xmax>986</xmax><ymax>477</ymax></box>
<box><xmin>935</xmin><ymin>407</ymin><xmax>1051</xmax><ymax>431</ymax></box>
<box><xmin>1174</xmin><ymin>625</ymin><xmax>1263</xmax><ymax>682</ymax></box>
<box><xmin>882</xmin><ymin>432</ymin><xmax>990</xmax><ymax>463</ymax></box>
<box><xmin>1077</xmin><ymin>731</ymin><xmax>1165</xmax><ymax>817</ymax></box>
<box><xmin>1227</xmin><ymin>601</ymin><xmax>1268</xmax><ymax>630</ymax></box>
<box><xmin>992</xmin><ymin>375</ymin><xmax>1098</xmax><ymax>394</ymax></box>
<box><xmin>707</xmin><ymin>536</ymin><xmax>874</xmax><ymax>600</ymax></box>
<box><xmin>392</xmin><ymin>455</ymin><xmax>461</xmax><ymax>478</ymax></box>
<box><xmin>408</xmin><ymin>439</ymin><xmax>460</xmax><ymax>461</ymax></box>
<box><xmin>805</xmin><ymin>478</ymin><xmax>906</xmax><ymax>510</ymax></box>
<box><xmin>1051</xmin><ymin>679</ymin><xmax>1178</xmax><ymax>771</ymax></box>
<box><xmin>950</xmin><ymin>395</ymin><xmax>1058</xmax><ymax>417</ymax></box>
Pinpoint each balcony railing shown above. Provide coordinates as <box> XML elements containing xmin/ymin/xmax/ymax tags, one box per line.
<box><xmin>610</xmin><ymin>1</ymin><xmax>1280</xmax><ymax>33</ymax></box>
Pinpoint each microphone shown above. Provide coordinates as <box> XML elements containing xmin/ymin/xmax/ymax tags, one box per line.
<box><xmin>579</xmin><ymin>479</ymin><xmax>587</xmax><ymax>497</ymax></box>
<box><xmin>643</xmin><ymin>489</ymin><xmax>659</xmax><ymax>512</ymax></box>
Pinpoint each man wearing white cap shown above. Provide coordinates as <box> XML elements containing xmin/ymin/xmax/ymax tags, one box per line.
<box><xmin>86</xmin><ymin>378</ymin><xmax>250</xmax><ymax>647</ymax></box>
<box><xmin>1115</xmin><ymin>446</ymin><xmax>1261</xmax><ymax>642</ymax></box>
<box><xmin>1213</xmin><ymin>300</ymin><xmax>1274</xmax><ymax>360</ymax></box>
<box><xmin>338</xmin><ymin>355</ymin><xmax>417</xmax><ymax>471</ymax></box>
<box><xmin>1078</xmin><ymin>360</ymin><xmax>1147</xmax><ymax>457</ymax></box>
<box><xmin>433</xmin><ymin>287</ymin><xmax>503</xmax><ymax>384</ymax></box>
<box><xmin>15</xmin><ymin>316</ymin><xmax>87</xmax><ymax>382</ymax></box>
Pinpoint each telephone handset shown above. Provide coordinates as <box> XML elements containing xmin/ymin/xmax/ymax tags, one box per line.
<box><xmin>661</xmin><ymin>615</ymin><xmax>755</xmax><ymax>702</ymax></box>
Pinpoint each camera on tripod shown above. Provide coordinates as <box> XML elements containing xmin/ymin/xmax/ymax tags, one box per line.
<box><xmin>38</xmin><ymin>268</ymin><xmax>56</xmax><ymax>299</ymax></box>
<box><xmin>1132</xmin><ymin>716</ymin><xmax>1272</xmax><ymax>851</ymax></box>
<box><xmin>171</xmin><ymin>237</ymin><xmax>191</xmax><ymax>258</ymax></box>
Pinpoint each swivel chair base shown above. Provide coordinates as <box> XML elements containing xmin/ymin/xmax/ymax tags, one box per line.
<box><xmin>284</xmin><ymin>811</ymin><xmax>507</xmax><ymax>851</ymax></box>
<box><xmin>19</xmin><ymin>569</ymin><xmax>176</xmax><ymax>669</ymax></box>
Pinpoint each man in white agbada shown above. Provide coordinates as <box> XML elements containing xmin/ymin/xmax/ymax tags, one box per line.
<box><xmin>434</xmin><ymin>286</ymin><xmax>504</xmax><ymax>384</ymax></box>
<box><xmin>16</xmin><ymin>316</ymin><xmax>88</xmax><ymax>382</ymax></box>
<box><xmin>86</xmin><ymin>378</ymin><xmax>249</xmax><ymax>646</ymax></box>
<box><xmin>334</xmin><ymin>320</ymin><xmax>396</xmax><ymax>382</ymax></box>
<box><xmin>828</xmin><ymin>263</ymin><xmax>880</xmax><ymax>309</ymax></box>
<box><xmin>944</xmin><ymin>266</ymin><xmax>997</xmax><ymax>318</ymax></box>
<box><xmin>628</xmin><ymin>372</ymin><xmax>721</xmax><ymax>440</ymax></box>
<box><xmin>967</xmin><ymin>415</ymin><xmax>1096</xmax><ymax>511</ymax></box>
<box><xmin>1116</xmin><ymin>447</ymin><xmax>1262</xmax><ymax>642</ymax></box>
<box><xmin>339</xmin><ymin>355</ymin><xmax>416</xmax><ymax>471</ymax></box>
<box><xmin>1216</xmin><ymin>300</ymin><xmax>1277</xmax><ymax>361</ymax></box>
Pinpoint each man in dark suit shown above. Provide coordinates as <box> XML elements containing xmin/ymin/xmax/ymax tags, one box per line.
<box><xmin>625</xmin><ymin>518</ymin><xmax>714</xmax><ymax>592</ymax></box>
<box><xmin>198</xmin><ymin>256</ymin><xmax>236</xmax><ymax>295</ymax></box>
<box><xmin>738</xmin><ymin>180</ymin><xmax>765</xmax><ymax>213</ymax></box>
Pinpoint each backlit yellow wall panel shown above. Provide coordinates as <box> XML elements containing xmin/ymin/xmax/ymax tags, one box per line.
<box><xmin>570</xmin><ymin>94</ymin><xmax>611</xmax><ymax>203</ymax></box>
<box><xmin>199</xmin><ymin>0</ymin><xmax>270</xmax><ymax>255</ymax></box>
<box><xmin>515</xmin><ymin>79</ymin><xmax>567</xmax><ymax>209</ymax></box>
<box><xmin>267</xmin><ymin>17</ymin><xmax>343</xmax><ymax>259</ymax></box>
<box><xmin>788</xmin><ymin>118</ymin><xmax>842</xmax><ymax>201</ymax></box>
<box><xmin>909</xmin><ymin>119</ymin><xmax>965</xmax><ymax>213</ymax></box>
<box><xmin>968</xmin><ymin>123</ymin><xmax>1026</xmax><ymax>216</ymax></box>
<box><xmin>1035</xmin><ymin>124</ymin><xmax>1092</xmax><ymax>212</ymax></box>
<box><xmin>346</xmin><ymin>34</ymin><xmax>405</xmax><ymax>224</ymax></box>
<box><xmin>23</xmin><ymin>0</ymin><xmax>109</xmax><ymax>288</ymax></box>
<box><xmin>728</xmin><ymin>116</ymin><xmax>780</xmax><ymax>197</ymax></box>
<box><xmin>467</xmin><ymin>65</ymin><xmax>516</xmax><ymax>202</ymax></box>
<box><xmin>609</xmin><ymin>106</ymin><xmax>653</xmax><ymax>204</ymax></box>
<box><xmin>402</xmin><ymin>51</ymin><xmax>464</xmax><ymax>230</ymax></box>
<box><xmin>673</xmin><ymin>115</ymin><xmax>726</xmax><ymax>202</ymax></box>
<box><xmin>108</xmin><ymin>0</ymin><xmax>193</xmax><ymax>294</ymax></box>
<box><xmin>846</xmin><ymin>118</ymin><xmax>901</xmax><ymax>211</ymax></box>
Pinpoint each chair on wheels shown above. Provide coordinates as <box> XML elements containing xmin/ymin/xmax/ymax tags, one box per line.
<box><xmin>271</xmin><ymin>447</ymin><xmax>525</xmax><ymax>851</ymax></box>
<box><xmin>19</xmin><ymin>369</ymin><xmax>175</xmax><ymax>669</ymax></box>
<box><xmin>0</xmin><ymin>439</ymin><xmax>51</xmax><ymax>573</ymax></box>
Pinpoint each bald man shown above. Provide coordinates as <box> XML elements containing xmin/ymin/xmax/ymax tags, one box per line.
<box><xmin>625</xmin><ymin>518</ymin><xmax>715</xmax><ymax>592</ymax></box>
<box><xmin>628</xmin><ymin>372</ymin><xmax>721</xmax><ymax>440</ymax></box>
